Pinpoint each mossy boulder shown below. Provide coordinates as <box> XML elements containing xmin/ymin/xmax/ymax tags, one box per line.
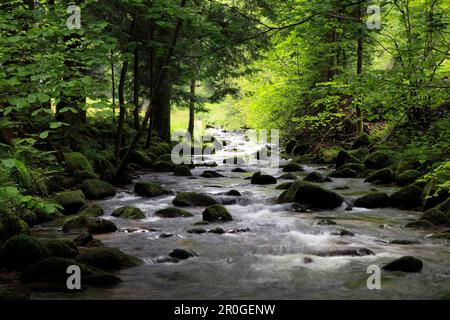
<box><xmin>76</xmin><ymin>247</ymin><xmax>142</xmax><ymax>271</ymax></box>
<box><xmin>200</xmin><ymin>170</ymin><xmax>225</xmax><ymax>178</ymax></box>
<box><xmin>112</xmin><ymin>206</ymin><xmax>145</xmax><ymax>219</ymax></box>
<box><xmin>155</xmin><ymin>207</ymin><xmax>193</xmax><ymax>218</ymax></box>
<box><xmin>17</xmin><ymin>209</ymin><xmax>38</xmax><ymax>228</ymax></box>
<box><xmin>422</xmin><ymin>186</ymin><xmax>449</xmax><ymax>211</ymax></box>
<box><xmin>78</xmin><ymin>204</ymin><xmax>104</xmax><ymax>217</ymax></box>
<box><xmin>80</xmin><ymin>179</ymin><xmax>116</xmax><ymax>200</ymax></box>
<box><xmin>363</xmin><ymin>151</ymin><xmax>393</xmax><ymax>170</ymax></box>
<box><xmin>64</xmin><ymin>152</ymin><xmax>98</xmax><ymax>179</ymax></box>
<box><xmin>328</xmin><ymin>168</ymin><xmax>358</xmax><ymax>178</ymax></box>
<box><xmin>405</xmin><ymin>220</ymin><xmax>434</xmax><ymax>229</ymax></box>
<box><xmin>365</xmin><ymin>168</ymin><xmax>395</xmax><ymax>185</ymax></box>
<box><xmin>174</xmin><ymin>165</ymin><xmax>192</xmax><ymax>177</ymax></box>
<box><xmin>63</xmin><ymin>216</ymin><xmax>117</xmax><ymax>234</ymax></box>
<box><xmin>134</xmin><ymin>182</ymin><xmax>170</xmax><ymax>198</ymax></box>
<box><xmin>43</xmin><ymin>239</ymin><xmax>78</xmax><ymax>258</ymax></box>
<box><xmin>173</xmin><ymin>192</ymin><xmax>219</xmax><ymax>207</ymax></box>
<box><xmin>303</xmin><ymin>172</ymin><xmax>331</xmax><ymax>183</ymax></box>
<box><xmin>396</xmin><ymin>170</ymin><xmax>421</xmax><ymax>187</ymax></box>
<box><xmin>336</xmin><ymin>150</ymin><xmax>360</xmax><ymax>169</ymax></box>
<box><xmin>382</xmin><ymin>256</ymin><xmax>423</xmax><ymax>273</ymax></box>
<box><xmin>53</xmin><ymin>190</ymin><xmax>87</xmax><ymax>215</ymax></box>
<box><xmin>279</xmin><ymin>173</ymin><xmax>298</xmax><ymax>180</ymax></box>
<box><xmin>341</xmin><ymin>163</ymin><xmax>365</xmax><ymax>173</ymax></box>
<box><xmin>225</xmin><ymin>189</ymin><xmax>241</xmax><ymax>196</ymax></box>
<box><xmin>0</xmin><ymin>235</ymin><xmax>49</xmax><ymax>270</ymax></box>
<box><xmin>282</xmin><ymin>162</ymin><xmax>304</xmax><ymax>172</ymax></box>
<box><xmin>130</xmin><ymin>150</ymin><xmax>153</xmax><ymax>168</ymax></box>
<box><xmin>251</xmin><ymin>172</ymin><xmax>277</xmax><ymax>185</ymax></box>
<box><xmin>354</xmin><ymin>192</ymin><xmax>390</xmax><ymax>208</ymax></box>
<box><xmin>419</xmin><ymin>198</ymin><xmax>450</xmax><ymax>227</ymax></box>
<box><xmin>0</xmin><ymin>210</ymin><xmax>30</xmax><ymax>244</ymax></box>
<box><xmin>278</xmin><ymin>181</ymin><xmax>343</xmax><ymax>209</ymax></box>
<box><xmin>203</xmin><ymin>205</ymin><xmax>233</xmax><ymax>223</ymax></box>
<box><xmin>20</xmin><ymin>257</ymin><xmax>121</xmax><ymax>286</ymax></box>
<box><xmin>275</xmin><ymin>182</ymin><xmax>293</xmax><ymax>190</ymax></box>
<box><xmin>317</xmin><ymin>146</ymin><xmax>343</xmax><ymax>164</ymax></box>
<box><xmin>152</xmin><ymin>160</ymin><xmax>176</xmax><ymax>172</ymax></box>
<box><xmin>351</xmin><ymin>134</ymin><xmax>371</xmax><ymax>149</ymax></box>
<box><xmin>390</xmin><ymin>183</ymin><xmax>423</xmax><ymax>209</ymax></box>
<box><xmin>348</xmin><ymin>148</ymin><xmax>370</xmax><ymax>162</ymax></box>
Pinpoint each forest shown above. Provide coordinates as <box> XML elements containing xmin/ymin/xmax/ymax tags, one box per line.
<box><xmin>0</xmin><ymin>0</ymin><xmax>449</xmax><ymax>300</ymax></box>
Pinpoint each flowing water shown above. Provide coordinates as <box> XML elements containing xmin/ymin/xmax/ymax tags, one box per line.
<box><xmin>33</xmin><ymin>128</ymin><xmax>450</xmax><ymax>300</ymax></box>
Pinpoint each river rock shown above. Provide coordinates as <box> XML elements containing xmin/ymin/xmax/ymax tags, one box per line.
<box><xmin>232</xmin><ymin>168</ymin><xmax>247</xmax><ymax>173</ymax></box>
<box><xmin>187</xmin><ymin>228</ymin><xmax>207</xmax><ymax>234</ymax></box>
<box><xmin>53</xmin><ymin>190</ymin><xmax>87</xmax><ymax>215</ymax></box>
<box><xmin>155</xmin><ymin>207</ymin><xmax>193</xmax><ymax>218</ymax></box>
<box><xmin>282</xmin><ymin>162</ymin><xmax>304</xmax><ymax>172</ymax></box>
<box><xmin>364</xmin><ymin>151</ymin><xmax>393</xmax><ymax>170</ymax></box>
<box><xmin>275</xmin><ymin>182</ymin><xmax>293</xmax><ymax>190</ymax></box>
<box><xmin>328</xmin><ymin>168</ymin><xmax>358</xmax><ymax>178</ymax></box>
<box><xmin>169</xmin><ymin>249</ymin><xmax>195</xmax><ymax>260</ymax></box>
<box><xmin>251</xmin><ymin>172</ymin><xmax>277</xmax><ymax>185</ymax></box>
<box><xmin>225</xmin><ymin>189</ymin><xmax>241</xmax><ymax>196</ymax></box>
<box><xmin>174</xmin><ymin>165</ymin><xmax>192</xmax><ymax>177</ymax></box>
<box><xmin>365</xmin><ymin>168</ymin><xmax>395</xmax><ymax>185</ymax></box>
<box><xmin>43</xmin><ymin>239</ymin><xmax>78</xmax><ymax>258</ymax></box>
<box><xmin>382</xmin><ymin>256</ymin><xmax>423</xmax><ymax>272</ymax></box>
<box><xmin>209</xmin><ymin>227</ymin><xmax>226</xmax><ymax>234</ymax></box>
<box><xmin>80</xmin><ymin>179</ymin><xmax>116</xmax><ymax>200</ymax></box>
<box><xmin>112</xmin><ymin>206</ymin><xmax>145</xmax><ymax>219</ymax></box>
<box><xmin>315</xmin><ymin>248</ymin><xmax>374</xmax><ymax>257</ymax></box>
<box><xmin>390</xmin><ymin>183</ymin><xmax>423</xmax><ymax>209</ymax></box>
<box><xmin>152</xmin><ymin>160</ymin><xmax>176</xmax><ymax>172</ymax></box>
<box><xmin>303</xmin><ymin>172</ymin><xmax>331</xmax><ymax>183</ymax></box>
<box><xmin>396</xmin><ymin>170</ymin><xmax>421</xmax><ymax>186</ymax></box>
<box><xmin>78</xmin><ymin>204</ymin><xmax>104</xmax><ymax>217</ymax></box>
<box><xmin>390</xmin><ymin>239</ymin><xmax>421</xmax><ymax>245</ymax></box>
<box><xmin>63</xmin><ymin>152</ymin><xmax>98</xmax><ymax>180</ymax></box>
<box><xmin>203</xmin><ymin>205</ymin><xmax>233</xmax><ymax>223</ymax></box>
<box><xmin>341</xmin><ymin>163</ymin><xmax>365</xmax><ymax>173</ymax></box>
<box><xmin>201</xmin><ymin>170</ymin><xmax>225</xmax><ymax>178</ymax></box>
<box><xmin>354</xmin><ymin>192</ymin><xmax>390</xmax><ymax>208</ymax></box>
<box><xmin>336</xmin><ymin>150</ymin><xmax>360</xmax><ymax>169</ymax></box>
<box><xmin>331</xmin><ymin>229</ymin><xmax>355</xmax><ymax>237</ymax></box>
<box><xmin>63</xmin><ymin>216</ymin><xmax>117</xmax><ymax>234</ymax></box>
<box><xmin>279</xmin><ymin>181</ymin><xmax>344</xmax><ymax>209</ymax></box>
<box><xmin>0</xmin><ymin>209</ymin><xmax>29</xmax><ymax>244</ymax></box>
<box><xmin>173</xmin><ymin>192</ymin><xmax>219</xmax><ymax>207</ymax></box>
<box><xmin>76</xmin><ymin>247</ymin><xmax>142</xmax><ymax>271</ymax></box>
<box><xmin>0</xmin><ymin>235</ymin><xmax>49</xmax><ymax>270</ymax></box>
<box><xmin>279</xmin><ymin>173</ymin><xmax>297</xmax><ymax>180</ymax></box>
<box><xmin>21</xmin><ymin>257</ymin><xmax>121</xmax><ymax>286</ymax></box>
<box><xmin>73</xmin><ymin>233</ymin><xmax>94</xmax><ymax>246</ymax></box>
<box><xmin>134</xmin><ymin>182</ymin><xmax>170</xmax><ymax>198</ymax></box>
<box><xmin>317</xmin><ymin>219</ymin><xmax>337</xmax><ymax>225</ymax></box>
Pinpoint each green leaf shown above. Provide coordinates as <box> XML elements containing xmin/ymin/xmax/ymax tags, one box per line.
<box><xmin>37</xmin><ymin>93</ymin><xmax>50</xmax><ymax>103</ymax></box>
<box><xmin>2</xmin><ymin>159</ymin><xmax>17</xmax><ymax>168</ymax></box>
<box><xmin>39</xmin><ymin>131</ymin><xmax>49</xmax><ymax>139</ymax></box>
<box><xmin>28</xmin><ymin>94</ymin><xmax>37</xmax><ymax>104</ymax></box>
<box><xmin>49</xmin><ymin>121</ymin><xmax>67</xmax><ymax>129</ymax></box>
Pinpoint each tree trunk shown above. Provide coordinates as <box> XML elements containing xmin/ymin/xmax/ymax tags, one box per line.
<box><xmin>188</xmin><ymin>74</ymin><xmax>196</xmax><ymax>138</ymax></box>
<box><xmin>133</xmin><ymin>45</ymin><xmax>140</xmax><ymax>130</ymax></box>
<box><xmin>356</xmin><ymin>3</ymin><xmax>364</xmax><ymax>136</ymax></box>
<box><xmin>115</xmin><ymin>60</ymin><xmax>128</xmax><ymax>162</ymax></box>
<box><xmin>111</xmin><ymin>50</ymin><xmax>116</xmax><ymax>120</ymax></box>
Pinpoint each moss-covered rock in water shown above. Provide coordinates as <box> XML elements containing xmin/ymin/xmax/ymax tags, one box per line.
<box><xmin>317</xmin><ymin>146</ymin><xmax>343</xmax><ymax>164</ymax></box>
<box><xmin>76</xmin><ymin>247</ymin><xmax>142</xmax><ymax>271</ymax></box>
<box><xmin>53</xmin><ymin>190</ymin><xmax>87</xmax><ymax>215</ymax></box>
<box><xmin>405</xmin><ymin>220</ymin><xmax>434</xmax><ymax>229</ymax></box>
<box><xmin>354</xmin><ymin>192</ymin><xmax>390</xmax><ymax>208</ymax></box>
<box><xmin>80</xmin><ymin>179</ymin><xmax>116</xmax><ymax>200</ymax></box>
<box><xmin>285</xmin><ymin>139</ymin><xmax>297</xmax><ymax>154</ymax></box>
<box><xmin>112</xmin><ymin>206</ymin><xmax>145</xmax><ymax>219</ymax></box>
<box><xmin>396</xmin><ymin>170</ymin><xmax>421</xmax><ymax>187</ymax></box>
<box><xmin>63</xmin><ymin>152</ymin><xmax>98</xmax><ymax>179</ymax></box>
<box><xmin>78</xmin><ymin>204</ymin><xmax>104</xmax><ymax>217</ymax></box>
<box><xmin>174</xmin><ymin>165</ymin><xmax>192</xmax><ymax>177</ymax></box>
<box><xmin>152</xmin><ymin>161</ymin><xmax>176</xmax><ymax>172</ymax></box>
<box><xmin>130</xmin><ymin>150</ymin><xmax>153</xmax><ymax>168</ymax></box>
<box><xmin>336</xmin><ymin>150</ymin><xmax>360</xmax><ymax>169</ymax></box>
<box><xmin>225</xmin><ymin>189</ymin><xmax>241</xmax><ymax>196</ymax></box>
<box><xmin>275</xmin><ymin>182</ymin><xmax>293</xmax><ymax>190</ymax></box>
<box><xmin>282</xmin><ymin>162</ymin><xmax>304</xmax><ymax>172</ymax></box>
<box><xmin>279</xmin><ymin>173</ymin><xmax>298</xmax><ymax>180</ymax></box>
<box><xmin>43</xmin><ymin>239</ymin><xmax>78</xmax><ymax>258</ymax></box>
<box><xmin>251</xmin><ymin>172</ymin><xmax>277</xmax><ymax>185</ymax></box>
<box><xmin>421</xmin><ymin>208</ymin><xmax>450</xmax><ymax>227</ymax></box>
<box><xmin>382</xmin><ymin>256</ymin><xmax>423</xmax><ymax>273</ymax></box>
<box><xmin>0</xmin><ymin>235</ymin><xmax>49</xmax><ymax>270</ymax></box>
<box><xmin>134</xmin><ymin>182</ymin><xmax>170</xmax><ymax>198</ymax></box>
<box><xmin>0</xmin><ymin>209</ymin><xmax>29</xmax><ymax>244</ymax></box>
<box><xmin>390</xmin><ymin>183</ymin><xmax>423</xmax><ymax>209</ymax></box>
<box><xmin>341</xmin><ymin>163</ymin><xmax>365</xmax><ymax>173</ymax></box>
<box><xmin>351</xmin><ymin>134</ymin><xmax>371</xmax><ymax>149</ymax></box>
<box><xmin>363</xmin><ymin>151</ymin><xmax>392</xmax><ymax>170</ymax></box>
<box><xmin>303</xmin><ymin>172</ymin><xmax>331</xmax><ymax>183</ymax></box>
<box><xmin>328</xmin><ymin>168</ymin><xmax>358</xmax><ymax>178</ymax></box>
<box><xmin>173</xmin><ymin>192</ymin><xmax>219</xmax><ymax>207</ymax></box>
<box><xmin>278</xmin><ymin>181</ymin><xmax>343</xmax><ymax>209</ymax></box>
<box><xmin>365</xmin><ymin>168</ymin><xmax>395</xmax><ymax>185</ymax></box>
<box><xmin>21</xmin><ymin>257</ymin><xmax>121</xmax><ymax>286</ymax></box>
<box><xmin>155</xmin><ymin>207</ymin><xmax>193</xmax><ymax>218</ymax></box>
<box><xmin>203</xmin><ymin>205</ymin><xmax>233</xmax><ymax>223</ymax></box>
<box><xmin>63</xmin><ymin>216</ymin><xmax>117</xmax><ymax>234</ymax></box>
<box><xmin>200</xmin><ymin>170</ymin><xmax>225</xmax><ymax>178</ymax></box>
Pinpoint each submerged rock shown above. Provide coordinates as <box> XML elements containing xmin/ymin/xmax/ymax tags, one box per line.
<box><xmin>200</xmin><ymin>170</ymin><xmax>225</xmax><ymax>178</ymax></box>
<box><xmin>112</xmin><ymin>206</ymin><xmax>145</xmax><ymax>219</ymax></box>
<box><xmin>396</xmin><ymin>170</ymin><xmax>421</xmax><ymax>186</ymax></box>
<box><xmin>382</xmin><ymin>256</ymin><xmax>423</xmax><ymax>273</ymax></box>
<box><xmin>43</xmin><ymin>239</ymin><xmax>78</xmax><ymax>258</ymax></box>
<box><xmin>187</xmin><ymin>228</ymin><xmax>207</xmax><ymax>234</ymax></box>
<box><xmin>174</xmin><ymin>165</ymin><xmax>193</xmax><ymax>177</ymax></box>
<box><xmin>232</xmin><ymin>168</ymin><xmax>247</xmax><ymax>173</ymax></box>
<box><xmin>315</xmin><ymin>248</ymin><xmax>374</xmax><ymax>257</ymax></box>
<box><xmin>134</xmin><ymin>182</ymin><xmax>170</xmax><ymax>198</ymax></box>
<box><xmin>173</xmin><ymin>192</ymin><xmax>219</xmax><ymax>207</ymax></box>
<box><xmin>354</xmin><ymin>192</ymin><xmax>390</xmax><ymax>208</ymax></box>
<box><xmin>155</xmin><ymin>207</ymin><xmax>193</xmax><ymax>218</ymax></box>
<box><xmin>317</xmin><ymin>219</ymin><xmax>337</xmax><ymax>225</ymax></box>
<box><xmin>251</xmin><ymin>172</ymin><xmax>277</xmax><ymax>185</ymax></box>
<box><xmin>279</xmin><ymin>181</ymin><xmax>343</xmax><ymax>209</ymax></box>
<box><xmin>390</xmin><ymin>239</ymin><xmax>420</xmax><ymax>245</ymax></box>
<box><xmin>282</xmin><ymin>162</ymin><xmax>304</xmax><ymax>172</ymax></box>
<box><xmin>331</xmin><ymin>229</ymin><xmax>355</xmax><ymax>237</ymax></box>
<box><xmin>80</xmin><ymin>179</ymin><xmax>116</xmax><ymax>200</ymax></box>
<box><xmin>169</xmin><ymin>249</ymin><xmax>195</xmax><ymax>260</ymax></box>
<box><xmin>203</xmin><ymin>205</ymin><xmax>233</xmax><ymax>223</ymax></box>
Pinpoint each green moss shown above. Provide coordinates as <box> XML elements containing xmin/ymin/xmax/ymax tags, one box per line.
<box><xmin>134</xmin><ymin>182</ymin><xmax>170</xmax><ymax>198</ymax></box>
<box><xmin>173</xmin><ymin>192</ymin><xmax>219</xmax><ymax>207</ymax></box>
<box><xmin>365</xmin><ymin>168</ymin><xmax>395</xmax><ymax>185</ymax></box>
<box><xmin>317</xmin><ymin>146</ymin><xmax>343</xmax><ymax>164</ymax></box>
<box><xmin>43</xmin><ymin>239</ymin><xmax>79</xmax><ymax>258</ymax></box>
<box><xmin>203</xmin><ymin>205</ymin><xmax>233</xmax><ymax>222</ymax></box>
<box><xmin>329</xmin><ymin>168</ymin><xmax>358</xmax><ymax>178</ymax></box>
<box><xmin>336</xmin><ymin>150</ymin><xmax>360</xmax><ymax>169</ymax></box>
<box><xmin>53</xmin><ymin>190</ymin><xmax>87</xmax><ymax>215</ymax></box>
<box><xmin>0</xmin><ymin>235</ymin><xmax>49</xmax><ymax>269</ymax></box>
<box><xmin>64</xmin><ymin>152</ymin><xmax>98</xmax><ymax>179</ymax></box>
<box><xmin>251</xmin><ymin>172</ymin><xmax>277</xmax><ymax>185</ymax></box>
<box><xmin>390</xmin><ymin>183</ymin><xmax>423</xmax><ymax>209</ymax></box>
<box><xmin>78</xmin><ymin>204</ymin><xmax>104</xmax><ymax>217</ymax></box>
<box><xmin>396</xmin><ymin>170</ymin><xmax>421</xmax><ymax>186</ymax></box>
<box><xmin>364</xmin><ymin>151</ymin><xmax>393</xmax><ymax>170</ymax></box>
<box><xmin>63</xmin><ymin>216</ymin><xmax>117</xmax><ymax>234</ymax></box>
<box><xmin>155</xmin><ymin>207</ymin><xmax>193</xmax><ymax>218</ymax></box>
<box><xmin>282</xmin><ymin>162</ymin><xmax>304</xmax><ymax>172</ymax></box>
<box><xmin>81</xmin><ymin>179</ymin><xmax>116</xmax><ymax>200</ymax></box>
<box><xmin>341</xmin><ymin>163</ymin><xmax>365</xmax><ymax>173</ymax></box>
<box><xmin>174</xmin><ymin>165</ymin><xmax>192</xmax><ymax>177</ymax></box>
<box><xmin>152</xmin><ymin>161</ymin><xmax>176</xmax><ymax>172</ymax></box>
<box><xmin>76</xmin><ymin>247</ymin><xmax>142</xmax><ymax>271</ymax></box>
<box><xmin>112</xmin><ymin>206</ymin><xmax>145</xmax><ymax>219</ymax></box>
<box><xmin>279</xmin><ymin>181</ymin><xmax>343</xmax><ymax>209</ymax></box>
<box><xmin>0</xmin><ymin>209</ymin><xmax>29</xmax><ymax>244</ymax></box>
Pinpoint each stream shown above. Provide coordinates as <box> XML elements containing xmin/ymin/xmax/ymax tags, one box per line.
<box><xmin>33</xmin><ymin>128</ymin><xmax>450</xmax><ymax>300</ymax></box>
